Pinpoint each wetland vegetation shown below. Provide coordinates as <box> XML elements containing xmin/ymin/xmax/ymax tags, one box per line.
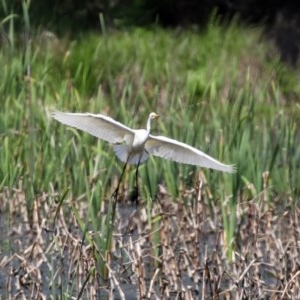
<box><xmin>0</xmin><ymin>3</ymin><xmax>300</xmax><ymax>299</ymax></box>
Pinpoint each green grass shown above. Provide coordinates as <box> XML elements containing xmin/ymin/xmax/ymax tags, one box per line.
<box><xmin>1</xmin><ymin>12</ymin><xmax>300</xmax><ymax>272</ymax></box>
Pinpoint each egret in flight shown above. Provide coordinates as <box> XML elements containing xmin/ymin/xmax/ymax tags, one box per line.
<box><xmin>53</xmin><ymin>111</ymin><xmax>235</xmax><ymax>199</ymax></box>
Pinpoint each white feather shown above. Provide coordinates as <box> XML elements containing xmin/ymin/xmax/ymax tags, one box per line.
<box><xmin>53</xmin><ymin>111</ymin><xmax>235</xmax><ymax>172</ymax></box>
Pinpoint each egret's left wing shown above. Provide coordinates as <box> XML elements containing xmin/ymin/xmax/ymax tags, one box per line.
<box><xmin>146</xmin><ymin>135</ymin><xmax>235</xmax><ymax>173</ymax></box>
<box><xmin>52</xmin><ymin>111</ymin><xmax>134</xmax><ymax>144</ymax></box>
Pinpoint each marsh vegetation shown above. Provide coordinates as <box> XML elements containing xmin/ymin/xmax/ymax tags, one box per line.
<box><xmin>0</xmin><ymin>6</ymin><xmax>300</xmax><ymax>299</ymax></box>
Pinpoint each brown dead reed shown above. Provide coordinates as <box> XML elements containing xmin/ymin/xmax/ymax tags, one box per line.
<box><xmin>0</xmin><ymin>178</ymin><xmax>299</xmax><ymax>299</ymax></box>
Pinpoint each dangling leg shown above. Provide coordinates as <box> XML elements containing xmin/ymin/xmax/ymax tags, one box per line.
<box><xmin>112</xmin><ymin>155</ymin><xmax>131</xmax><ymax>201</ymax></box>
<box><xmin>110</xmin><ymin>156</ymin><xmax>130</xmax><ymax>223</ymax></box>
<box><xmin>131</xmin><ymin>160</ymin><xmax>141</xmax><ymax>206</ymax></box>
<box><xmin>136</xmin><ymin>162</ymin><xmax>140</xmax><ymax>189</ymax></box>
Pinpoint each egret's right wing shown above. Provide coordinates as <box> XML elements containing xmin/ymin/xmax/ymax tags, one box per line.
<box><xmin>52</xmin><ymin>111</ymin><xmax>134</xmax><ymax>144</ymax></box>
<box><xmin>146</xmin><ymin>135</ymin><xmax>236</xmax><ymax>173</ymax></box>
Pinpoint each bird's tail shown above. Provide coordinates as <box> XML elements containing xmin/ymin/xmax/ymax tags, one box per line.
<box><xmin>113</xmin><ymin>144</ymin><xmax>149</xmax><ymax>165</ymax></box>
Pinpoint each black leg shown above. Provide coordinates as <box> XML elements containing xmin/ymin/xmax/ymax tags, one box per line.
<box><xmin>111</xmin><ymin>155</ymin><xmax>141</xmax><ymax>207</ymax></box>
<box><xmin>110</xmin><ymin>157</ymin><xmax>130</xmax><ymax>224</ymax></box>
<box><xmin>132</xmin><ymin>160</ymin><xmax>141</xmax><ymax>206</ymax></box>
<box><xmin>112</xmin><ymin>159</ymin><xmax>128</xmax><ymax>200</ymax></box>
<box><xmin>135</xmin><ymin>161</ymin><xmax>140</xmax><ymax>190</ymax></box>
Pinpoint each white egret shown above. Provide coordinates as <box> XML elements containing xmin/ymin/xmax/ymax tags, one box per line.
<box><xmin>52</xmin><ymin>111</ymin><xmax>235</xmax><ymax>199</ymax></box>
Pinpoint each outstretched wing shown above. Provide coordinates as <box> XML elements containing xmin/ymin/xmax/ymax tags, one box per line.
<box><xmin>52</xmin><ymin>111</ymin><xmax>134</xmax><ymax>144</ymax></box>
<box><xmin>146</xmin><ymin>135</ymin><xmax>235</xmax><ymax>173</ymax></box>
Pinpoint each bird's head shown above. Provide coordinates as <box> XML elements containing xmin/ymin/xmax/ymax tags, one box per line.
<box><xmin>149</xmin><ymin>112</ymin><xmax>160</xmax><ymax>120</ymax></box>
<box><xmin>146</xmin><ymin>112</ymin><xmax>160</xmax><ymax>132</ymax></box>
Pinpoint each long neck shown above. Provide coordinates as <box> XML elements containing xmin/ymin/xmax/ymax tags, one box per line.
<box><xmin>146</xmin><ymin>115</ymin><xmax>152</xmax><ymax>134</ymax></box>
